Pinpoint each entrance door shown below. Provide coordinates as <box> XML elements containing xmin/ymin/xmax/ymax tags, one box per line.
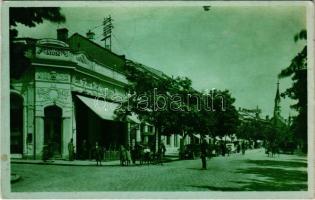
<box><xmin>44</xmin><ymin>106</ymin><xmax>62</xmax><ymax>158</ymax></box>
<box><xmin>10</xmin><ymin>93</ymin><xmax>23</xmax><ymax>154</ymax></box>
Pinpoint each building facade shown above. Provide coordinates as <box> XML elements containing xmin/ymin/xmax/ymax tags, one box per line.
<box><xmin>10</xmin><ymin>29</ymin><xmax>149</xmax><ymax>160</ymax></box>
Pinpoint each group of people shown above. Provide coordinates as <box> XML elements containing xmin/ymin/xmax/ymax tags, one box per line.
<box><xmin>67</xmin><ymin>138</ymin><xmax>167</xmax><ymax>166</ymax></box>
<box><xmin>265</xmin><ymin>141</ymin><xmax>280</xmax><ymax>157</ymax></box>
<box><xmin>120</xmin><ymin>142</ymin><xmax>166</xmax><ymax>166</ymax></box>
<box><xmin>199</xmin><ymin>140</ymin><xmax>248</xmax><ymax>170</ymax></box>
<box><xmin>67</xmin><ymin>139</ymin><xmax>112</xmax><ymax>165</ymax></box>
<box><xmin>206</xmin><ymin>141</ymin><xmax>248</xmax><ymax>157</ymax></box>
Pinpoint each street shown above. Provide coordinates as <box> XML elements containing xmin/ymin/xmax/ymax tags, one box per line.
<box><xmin>11</xmin><ymin>149</ymin><xmax>307</xmax><ymax>192</ymax></box>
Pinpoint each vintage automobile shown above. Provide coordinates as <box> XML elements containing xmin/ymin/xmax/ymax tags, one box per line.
<box><xmin>179</xmin><ymin>144</ymin><xmax>202</xmax><ymax>160</ymax></box>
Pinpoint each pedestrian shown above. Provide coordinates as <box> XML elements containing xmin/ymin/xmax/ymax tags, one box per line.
<box><xmin>157</xmin><ymin>143</ymin><xmax>166</xmax><ymax>165</ymax></box>
<box><xmin>207</xmin><ymin>142</ymin><xmax>213</xmax><ymax>159</ymax></box>
<box><xmin>120</xmin><ymin>145</ymin><xmax>127</xmax><ymax>166</ymax></box>
<box><xmin>95</xmin><ymin>142</ymin><xmax>102</xmax><ymax>166</ymax></box>
<box><xmin>125</xmin><ymin>146</ymin><xmax>132</xmax><ymax>166</ymax></box>
<box><xmin>68</xmin><ymin>138</ymin><xmax>75</xmax><ymax>161</ymax></box>
<box><xmin>138</xmin><ymin>143</ymin><xmax>145</xmax><ymax>165</ymax></box>
<box><xmin>241</xmin><ymin>141</ymin><xmax>246</xmax><ymax>155</ymax></box>
<box><xmin>143</xmin><ymin>145</ymin><xmax>151</xmax><ymax>165</ymax></box>
<box><xmin>131</xmin><ymin>143</ymin><xmax>137</xmax><ymax>164</ymax></box>
<box><xmin>42</xmin><ymin>144</ymin><xmax>50</xmax><ymax>162</ymax></box>
<box><xmin>82</xmin><ymin>139</ymin><xmax>89</xmax><ymax>160</ymax></box>
<box><xmin>161</xmin><ymin>142</ymin><xmax>166</xmax><ymax>157</ymax></box>
<box><xmin>200</xmin><ymin>139</ymin><xmax>208</xmax><ymax>170</ymax></box>
<box><xmin>220</xmin><ymin>142</ymin><xmax>226</xmax><ymax>156</ymax></box>
<box><xmin>236</xmin><ymin>142</ymin><xmax>241</xmax><ymax>153</ymax></box>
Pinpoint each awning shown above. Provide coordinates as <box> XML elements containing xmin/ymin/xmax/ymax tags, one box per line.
<box><xmin>77</xmin><ymin>95</ymin><xmax>140</xmax><ymax>123</ymax></box>
<box><xmin>128</xmin><ymin>113</ymin><xmax>141</xmax><ymax>124</ymax></box>
<box><xmin>193</xmin><ymin>134</ymin><xmax>201</xmax><ymax>139</ymax></box>
<box><xmin>77</xmin><ymin>95</ymin><xmax>119</xmax><ymax>121</ymax></box>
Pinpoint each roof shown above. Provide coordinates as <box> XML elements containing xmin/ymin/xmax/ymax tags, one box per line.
<box><xmin>68</xmin><ymin>33</ymin><xmax>126</xmax><ymax>73</ymax></box>
<box><xmin>126</xmin><ymin>59</ymin><xmax>168</xmax><ymax>79</ymax></box>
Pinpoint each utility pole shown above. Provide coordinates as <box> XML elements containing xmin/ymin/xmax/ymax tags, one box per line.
<box><xmin>101</xmin><ymin>15</ymin><xmax>114</xmax><ymax>50</ymax></box>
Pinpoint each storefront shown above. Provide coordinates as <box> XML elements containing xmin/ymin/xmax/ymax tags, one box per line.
<box><xmin>10</xmin><ymin>33</ymin><xmax>133</xmax><ymax>160</ymax></box>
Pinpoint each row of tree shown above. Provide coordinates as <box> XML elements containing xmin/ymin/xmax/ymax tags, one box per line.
<box><xmin>115</xmin><ymin>61</ymin><xmax>240</xmax><ymax>148</ymax></box>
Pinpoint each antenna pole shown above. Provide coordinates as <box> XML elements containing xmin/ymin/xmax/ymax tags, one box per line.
<box><xmin>102</xmin><ymin>15</ymin><xmax>113</xmax><ymax>50</ymax></box>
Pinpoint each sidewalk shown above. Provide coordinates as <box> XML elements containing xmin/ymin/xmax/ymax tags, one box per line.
<box><xmin>11</xmin><ymin>159</ymin><xmax>120</xmax><ymax>166</ymax></box>
<box><xmin>11</xmin><ymin>155</ymin><xmax>179</xmax><ymax>166</ymax></box>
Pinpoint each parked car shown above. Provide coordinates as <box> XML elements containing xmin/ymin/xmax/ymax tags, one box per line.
<box><xmin>179</xmin><ymin>144</ymin><xmax>201</xmax><ymax>160</ymax></box>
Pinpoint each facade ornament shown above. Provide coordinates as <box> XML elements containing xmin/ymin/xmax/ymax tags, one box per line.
<box><xmin>36</xmin><ymin>71</ymin><xmax>70</xmax><ymax>82</ymax></box>
<box><xmin>37</xmin><ymin>87</ymin><xmax>70</xmax><ymax>104</ymax></box>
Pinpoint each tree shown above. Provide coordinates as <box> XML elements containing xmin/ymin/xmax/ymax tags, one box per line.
<box><xmin>10</xmin><ymin>7</ymin><xmax>66</xmax><ymax>79</ymax></box>
<box><xmin>236</xmin><ymin>119</ymin><xmax>266</xmax><ymax>141</ymax></box>
<box><xmin>212</xmin><ymin>90</ymin><xmax>240</xmax><ymax>139</ymax></box>
<box><xmin>116</xmin><ymin>61</ymin><xmax>215</xmax><ymax>149</ymax></box>
<box><xmin>278</xmin><ymin>30</ymin><xmax>307</xmax><ymax>153</ymax></box>
<box><xmin>117</xmin><ymin>60</ymin><xmax>240</xmax><ymax>151</ymax></box>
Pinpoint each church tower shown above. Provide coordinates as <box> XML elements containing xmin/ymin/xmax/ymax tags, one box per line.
<box><xmin>273</xmin><ymin>80</ymin><xmax>281</xmax><ymax>120</ymax></box>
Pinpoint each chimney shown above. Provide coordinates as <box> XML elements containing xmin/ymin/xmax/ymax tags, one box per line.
<box><xmin>57</xmin><ymin>28</ymin><xmax>68</xmax><ymax>43</ymax></box>
<box><xmin>86</xmin><ymin>30</ymin><xmax>95</xmax><ymax>40</ymax></box>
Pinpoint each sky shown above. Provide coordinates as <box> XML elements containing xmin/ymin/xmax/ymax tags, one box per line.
<box><xmin>15</xmin><ymin>5</ymin><xmax>307</xmax><ymax>118</ymax></box>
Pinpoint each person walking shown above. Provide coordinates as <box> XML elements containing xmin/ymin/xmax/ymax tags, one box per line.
<box><xmin>95</xmin><ymin>142</ymin><xmax>102</xmax><ymax>166</ymax></box>
<box><xmin>200</xmin><ymin>139</ymin><xmax>208</xmax><ymax>170</ymax></box>
<box><xmin>125</xmin><ymin>146</ymin><xmax>132</xmax><ymax>166</ymax></box>
<box><xmin>157</xmin><ymin>143</ymin><xmax>166</xmax><ymax>165</ymax></box>
<box><xmin>68</xmin><ymin>138</ymin><xmax>75</xmax><ymax>161</ymax></box>
<box><xmin>241</xmin><ymin>141</ymin><xmax>246</xmax><ymax>155</ymax></box>
<box><xmin>120</xmin><ymin>145</ymin><xmax>127</xmax><ymax>166</ymax></box>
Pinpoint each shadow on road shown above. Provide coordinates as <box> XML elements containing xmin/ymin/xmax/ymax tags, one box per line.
<box><xmin>233</xmin><ymin>179</ymin><xmax>307</xmax><ymax>191</ymax></box>
<box><xmin>244</xmin><ymin>160</ymin><xmax>307</xmax><ymax>168</ymax></box>
<box><xmin>188</xmin><ymin>185</ymin><xmax>241</xmax><ymax>191</ymax></box>
<box><xmin>189</xmin><ymin>159</ymin><xmax>307</xmax><ymax>191</ymax></box>
<box><xmin>235</xmin><ymin>167</ymin><xmax>307</xmax><ymax>191</ymax></box>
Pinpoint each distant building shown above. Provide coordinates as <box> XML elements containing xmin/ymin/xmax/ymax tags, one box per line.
<box><xmin>271</xmin><ymin>80</ymin><xmax>288</xmax><ymax>126</ymax></box>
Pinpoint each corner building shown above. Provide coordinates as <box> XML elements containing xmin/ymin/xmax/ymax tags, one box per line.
<box><xmin>10</xmin><ymin>28</ymin><xmax>143</xmax><ymax>160</ymax></box>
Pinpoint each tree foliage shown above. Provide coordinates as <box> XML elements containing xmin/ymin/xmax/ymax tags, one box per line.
<box><xmin>116</xmin><ymin>61</ymin><xmax>239</xmax><ymax>145</ymax></box>
<box><xmin>278</xmin><ymin>29</ymin><xmax>307</xmax><ymax>152</ymax></box>
<box><xmin>212</xmin><ymin>90</ymin><xmax>239</xmax><ymax>138</ymax></box>
<box><xmin>9</xmin><ymin>7</ymin><xmax>65</xmax><ymax>79</ymax></box>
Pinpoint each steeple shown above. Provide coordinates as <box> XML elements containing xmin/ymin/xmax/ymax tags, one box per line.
<box><xmin>273</xmin><ymin>80</ymin><xmax>281</xmax><ymax>118</ymax></box>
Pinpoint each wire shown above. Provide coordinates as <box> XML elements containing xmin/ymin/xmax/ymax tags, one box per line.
<box><xmin>90</xmin><ymin>24</ymin><xmax>103</xmax><ymax>31</ymax></box>
<box><xmin>112</xmin><ymin>33</ymin><xmax>129</xmax><ymax>54</ymax></box>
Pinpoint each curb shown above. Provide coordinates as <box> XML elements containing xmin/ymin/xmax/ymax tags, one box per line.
<box><xmin>11</xmin><ymin>174</ymin><xmax>21</xmax><ymax>183</ymax></box>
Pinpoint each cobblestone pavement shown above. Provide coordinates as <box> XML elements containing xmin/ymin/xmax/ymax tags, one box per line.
<box><xmin>11</xmin><ymin>149</ymin><xmax>307</xmax><ymax>192</ymax></box>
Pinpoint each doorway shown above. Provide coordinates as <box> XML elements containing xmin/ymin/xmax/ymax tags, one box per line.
<box><xmin>10</xmin><ymin>93</ymin><xmax>24</xmax><ymax>154</ymax></box>
<box><xmin>44</xmin><ymin>105</ymin><xmax>62</xmax><ymax>157</ymax></box>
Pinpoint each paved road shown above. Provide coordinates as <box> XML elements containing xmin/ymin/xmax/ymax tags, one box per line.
<box><xmin>11</xmin><ymin>149</ymin><xmax>307</xmax><ymax>192</ymax></box>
